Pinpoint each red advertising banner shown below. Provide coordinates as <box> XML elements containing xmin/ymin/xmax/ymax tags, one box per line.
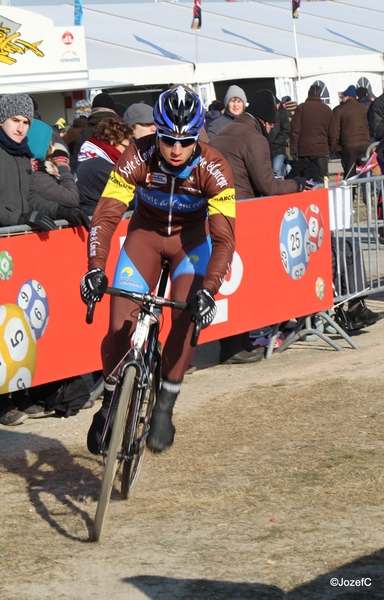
<box><xmin>0</xmin><ymin>189</ymin><xmax>332</xmax><ymax>393</ymax></box>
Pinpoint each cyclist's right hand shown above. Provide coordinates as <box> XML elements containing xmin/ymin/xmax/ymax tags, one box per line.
<box><xmin>80</xmin><ymin>268</ymin><xmax>108</xmax><ymax>305</ymax></box>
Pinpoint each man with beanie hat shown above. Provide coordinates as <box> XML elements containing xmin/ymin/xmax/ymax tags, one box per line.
<box><xmin>290</xmin><ymin>84</ymin><xmax>336</xmax><ymax>183</ymax></box>
<box><xmin>123</xmin><ymin>103</ymin><xmax>156</xmax><ymax>141</ymax></box>
<box><xmin>356</xmin><ymin>87</ymin><xmax>372</xmax><ymax>108</ymax></box>
<box><xmin>73</xmin><ymin>92</ymin><xmax>118</xmax><ymax>163</ymax></box>
<box><xmin>0</xmin><ymin>94</ymin><xmax>89</xmax><ymax>425</ymax></box>
<box><xmin>335</xmin><ymin>84</ymin><xmax>370</xmax><ymax>178</ymax></box>
<box><xmin>63</xmin><ymin>99</ymin><xmax>92</xmax><ymax>170</ymax></box>
<box><xmin>206</xmin><ymin>84</ymin><xmax>247</xmax><ymax>140</ymax></box>
<box><xmin>210</xmin><ymin>89</ymin><xmax>306</xmax><ymax>365</ymax></box>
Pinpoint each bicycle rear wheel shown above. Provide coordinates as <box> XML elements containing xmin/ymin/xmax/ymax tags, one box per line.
<box><xmin>92</xmin><ymin>366</ymin><xmax>136</xmax><ymax>542</ymax></box>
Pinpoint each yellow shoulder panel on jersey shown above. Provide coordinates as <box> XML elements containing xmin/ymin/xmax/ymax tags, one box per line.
<box><xmin>102</xmin><ymin>172</ymin><xmax>136</xmax><ymax>207</ymax></box>
<box><xmin>207</xmin><ymin>188</ymin><xmax>236</xmax><ymax>218</ymax></box>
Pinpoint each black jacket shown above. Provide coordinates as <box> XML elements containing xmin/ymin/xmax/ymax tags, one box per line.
<box><xmin>269</xmin><ymin>109</ymin><xmax>290</xmax><ymax>157</ymax></box>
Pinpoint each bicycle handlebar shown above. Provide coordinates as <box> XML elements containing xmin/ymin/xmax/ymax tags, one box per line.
<box><xmin>85</xmin><ymin>286</ymin><xmax>201</xmax><ymax>346</ymax></box>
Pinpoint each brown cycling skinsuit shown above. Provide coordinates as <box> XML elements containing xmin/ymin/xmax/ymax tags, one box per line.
<box><xmin>87</xmin><ymin>133</ymin><xmax>236</xmax><ymax>383</ymax></box>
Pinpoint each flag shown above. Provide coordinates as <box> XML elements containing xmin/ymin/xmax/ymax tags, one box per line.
<box><xmin>292</xmin><ymin>0</ymin><xmax>301</xmax><ymax>19</ymax></box>
<box><xmin>74</xmin><ymin>0</ymin><xmax>83</xmax><ymax>26</ymax></box>
<box><xmin>191</xmin><ymin>0</ymin><xmax>202</xmax><ymax>30</ymax></box>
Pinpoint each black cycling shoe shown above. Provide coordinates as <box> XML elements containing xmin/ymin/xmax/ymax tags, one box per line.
<box><xmin>147</xmin><ymin>388</ymin><xmax>177</xmax><ymax>453</ymax></box>
<box><xmin>86</xmin><ymin>388</ymin><xmax>113</xmax><ymax>455</ymax></box>
<box><xmin>87</xmin><ymin>406</ymin><xmax>109</xmax><ymax>455</ymax></box>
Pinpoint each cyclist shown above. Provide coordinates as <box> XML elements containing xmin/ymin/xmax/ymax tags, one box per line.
<box><xmin>81</xmin><ymin>85</ymin><xmax>236</xmax><ymax>454</ymax></box>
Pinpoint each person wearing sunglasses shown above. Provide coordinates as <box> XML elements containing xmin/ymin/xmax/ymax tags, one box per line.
<box><xmin>81</xmin><ymin>85</ymin><xmax>236</xmax><ymax>455</ymax></box>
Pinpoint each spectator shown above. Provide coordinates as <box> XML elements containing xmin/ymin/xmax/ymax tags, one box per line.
<box><xmin>210</xmin><ymin>89</ymin><xmax>307</xmax><ymax>364</ymax></box>
<box><xmin>280</xmin><ymin>95</ymin><xmax>291</xmax><ymax>108</ymax></box>
<box><xmin>73</xmin><ymin>93</ymin><xmax>117</xmax><ymax>162</ymax></box>
<box><xmin>290</xmin><ymin>84</ymin><xmax>336</xmax><ymax>183</ymax></box>
<box><xmin>123</xmin><ymin>103</ymin><xmax>156</xmax><ymax>141</ymax></box>
<box><xmin>206</xmin><ymin>84</ymin><xmax>247</xmax><ymax>139</ymax></box>
<box><xmin>356</xmin><ymin>87</ymin><xmax>372</xmax><ymax>108</ymax></box>
<box><xmin>114</xmin><ymin>102</ymin><xmax>128</xmax><ymax>119</ymax></box>
<box><xmin>270</xmin><ymin>97</ymin><xmax>290</xmax><ymax>178</ymax></box>
<box><xmin>205</xmin><ymin>100</ymin><xmax>225</xmax><ymax>131</ymax></box>
<box><xmin>63</xmin><ymin>100</ymin><xmax>91</xmax><ymax>171</ymax></box>
<box><xmin>0</xmin><ymin>93</ymin><xmax>88</xmax><ymax>425</ymax></box>
<box><xmin>52</xmin><ymin>117</ymin><xmax>67</xmax><ymax>137</ymax></box>
<box><xmin>367</xmin><ymin>91</ymin><xmax>384</xmax><ymax>142</ymax></box>
<box><xmin>27</xmin><ymin>119</ymin><xmax>80</xmax><ymax>208</ymax></box>
<box><xmin>335</xmin><ymin>84</ymin><xmax>370</xmax><ymax>179</ymax></box>
<box><xmin>0</xmin><ymin>93</ymin><xmax>87</xmax><ymax>230</ymax></box>
<box><xmin>284</xmin><ymin>100</ymin><xmax>297</xmax><ymax>118</ymax></box>
<box><xmin>76</xmin><ymin>117</ymin><xmax>132</xmax><ymax>216</ymax></box>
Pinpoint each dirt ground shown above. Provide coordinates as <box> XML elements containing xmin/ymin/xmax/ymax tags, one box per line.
<box><xmin>2</xmin><ymin>299</ymin><xmax>384</xmax><ymax>600</ymax></box>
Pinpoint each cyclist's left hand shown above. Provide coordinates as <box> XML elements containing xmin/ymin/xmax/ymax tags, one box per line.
<box><xmin>190</xmin><ymin>288</ymin><xmax>217</xmax><ymax>329</ymax></box>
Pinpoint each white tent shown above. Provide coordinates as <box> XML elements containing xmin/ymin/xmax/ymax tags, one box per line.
<box><xmin>1</xmin><ymin>1</ymin><xmax>384</xmax><ymax>108</ymax></box>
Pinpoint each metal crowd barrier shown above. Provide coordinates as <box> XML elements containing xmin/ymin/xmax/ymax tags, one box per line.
<box><xmin>271</xmin><ymin>146</ymin><xmax>384</xmax><ymax>358</ymax></box>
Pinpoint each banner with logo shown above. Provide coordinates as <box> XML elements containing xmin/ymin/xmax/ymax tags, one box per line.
<box><xmin>0</xmin><ymin>189</ymin><xmax>332</xmax><ymax>394</ymax></box>
<box><xmin>0</xmin><ymin>6</ymin><xmax>87</xmax><ymax>92</ymax></box>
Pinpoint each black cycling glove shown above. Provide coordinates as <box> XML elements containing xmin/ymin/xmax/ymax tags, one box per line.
<box><xmin>80</xmin><ymin>268</ymin><xmax>108</xmax><ymax>305</ymax></box>
<box><xmin>56</xmin><ymin>207</ymin><xmax>90</xmax><ymax>231</ymax></box>
<box><xmin>190</xmin><ymin>288</ymin><xmax>217</xmax><ymax>329</ymax></box>
<box><xmin>18</xmin><ymin>210</ymin><xmax>58</xmax><ymax>232</ymax></box>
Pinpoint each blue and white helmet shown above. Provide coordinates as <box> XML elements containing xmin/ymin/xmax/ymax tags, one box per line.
<box><xmin>154</xmin><ymin>85</ymin><xmax>205</xmax><ymax>136</ymax></box>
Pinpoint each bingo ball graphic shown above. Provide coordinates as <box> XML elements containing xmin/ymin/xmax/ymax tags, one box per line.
<box><xmin>17</xmin><ymin>279</ymin><xmax>49</xmax><ymax>340</ymax></box>
<box><xmin>0</xmin><ymin>250</ymin><xmax>13</xmax><ymax>281</ymax></box>
<box><xmin>0</xmin><ymin>303</ymin><xmax>37</xmax><ymax>394</ymax></box>
<box><xmin>280</xmin><ymin>207</ymin><xmax>310</xmax><ymax>280</ymax></box>
<box><xmin>305</xmin><ymin>204</ymin><xmax>324</xmax><ymax>252</ymax></box>
<box><xmin>315</xmin><ymin>277</ymin><xmax>325</xmax><ymax>301</ymax></box>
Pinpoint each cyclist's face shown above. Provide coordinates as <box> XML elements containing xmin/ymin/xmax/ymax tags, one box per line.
<box><xmin>159</xmin><ymin>136</ymin><xmax>196</xmax><ymax>168</ymax></box>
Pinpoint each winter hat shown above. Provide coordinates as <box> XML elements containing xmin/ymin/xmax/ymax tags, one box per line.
<box><xmin>281</xmin><ymin>95</ymin><xmax>291</xmax><ymax>104</ymax></box>
<box><xmin>246</xmin><ymin>89</ymin><xmax>276</xmax><ymax>124</ymax></box>
<box><xmin>356</xmin><ymin>87</ymin><xmax>369</xmax><ymax>100</ymax></box>
<box><xmin>223</xmin><ymin>85</ymin><xmax>247</xmax><ymax>108</ymax></box>
<box><xmin>26</xmin><ymin>119</ymin><xmax>53</xmax><ymax>160</ymax></box>
<box><xmin>342</xmin><ymin>85</ymin><xmax>357</xmax><ymax>98</ymax></box>
<box><xmin>74</xmin><ymin>99</ymin><xmax>92</xmax><ymax>119</ymax></box>
<box><xmin>123</xmin><ymin>103</ymin><xmax>154</xmax><ymax>128</ymax></box>
<box><xmin>0</xmin><ymin>93</ymin><xmax>34</xmax><ymax>124</ymax></box>
<box><xmin>114</xmin><ymin>102</ymin><xmax>128</xmax><ymax>119</ymax></box>
<box><xmin>209</xmin><ymin>100</ymin><xmax>225</xmax><ymax>112</ymax></box>
<box><xmin>92</xmin><ymin>93</ymin><xmax>116</xmax><ymax>111</ymax></box>
<box><xmin>285</xmin><ymin>100</ymin><xmax>297</xmax><ymax>112</ymax></box>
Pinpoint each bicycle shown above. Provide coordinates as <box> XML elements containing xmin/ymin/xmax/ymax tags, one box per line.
<box><xmin>86</xmin><ymin>259</ymin><xmax>200</xmax><ymax>542</ymax></box>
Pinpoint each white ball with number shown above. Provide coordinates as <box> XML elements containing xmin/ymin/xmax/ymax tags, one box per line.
<box><xmin>305</xmin><ymin>204</ymin><xmax>324</xmax><ymax>252</ymax></box>
<box><xmin>280</xmin><ymin>207</ymin><xmax>310</xmax><ymax>280</ymax></box>
<box><xmin>17</xmin><ymin>279</ymin><xmax>49</xmax><ymax>340</ymax></box>
<box><xmin>0</xmin><ymin>250</ymin><xmax>13</xmax><ymax>281</ymax></box>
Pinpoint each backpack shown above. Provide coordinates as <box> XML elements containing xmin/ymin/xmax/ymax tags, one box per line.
<box><xmin>29</xmin><ymin>376</ymin><xmax>90</xmax><ymax>418</ymax></box>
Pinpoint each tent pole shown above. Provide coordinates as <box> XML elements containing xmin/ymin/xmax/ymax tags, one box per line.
<box><xmin>292</xmin><ymin>18</ymin><xmax>302</xmax><ymax>102</ymax></box>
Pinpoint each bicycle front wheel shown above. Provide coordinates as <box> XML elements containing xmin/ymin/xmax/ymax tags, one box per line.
<box><xmin>121</xmin><ymin>372</ymin><xmax>156</xmax><ymax>500</ymax></box>
<box><xmin>92</xmin><ymin>366</ymin><xmax>136</xmax><ymax>542</ymax></box>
